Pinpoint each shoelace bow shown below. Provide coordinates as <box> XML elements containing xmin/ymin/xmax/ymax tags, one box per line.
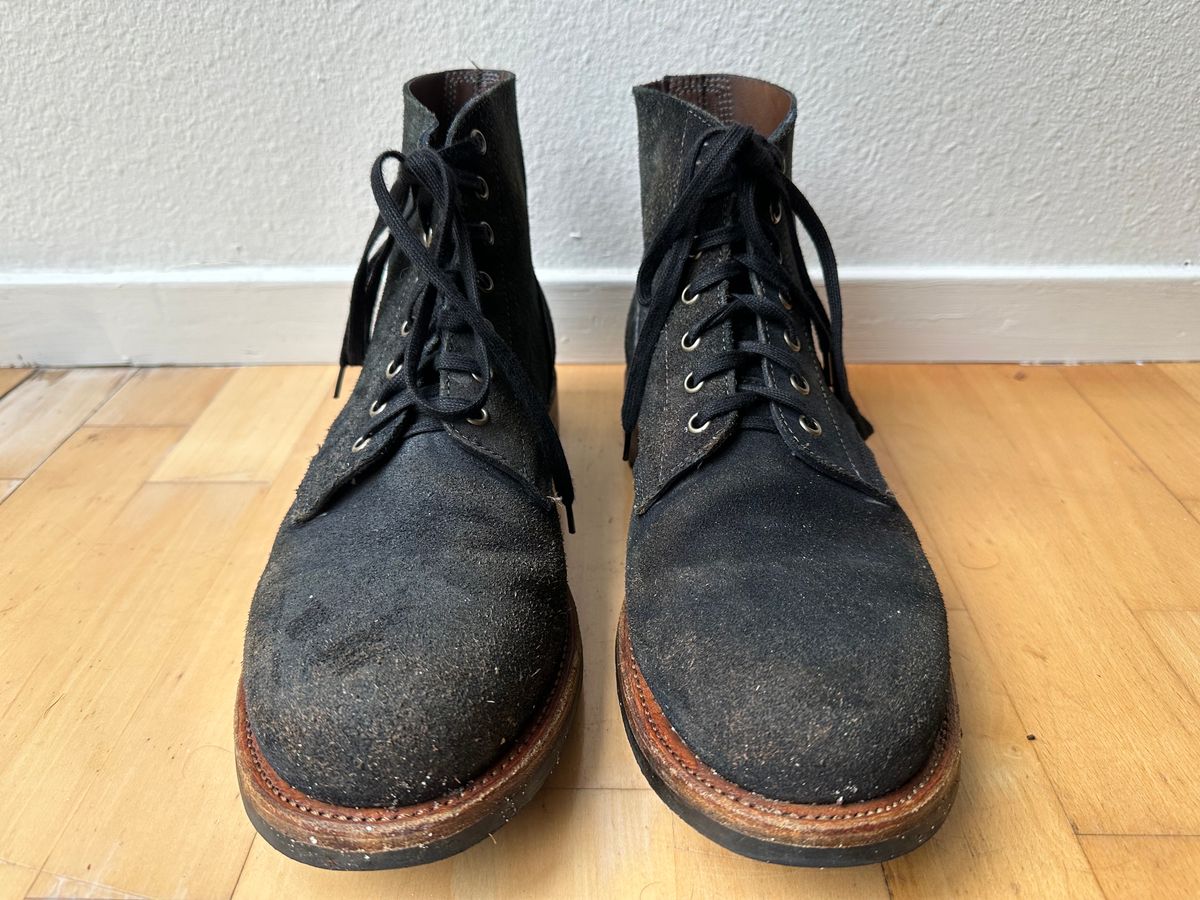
<box><xmin>336</xmin><ymin>137</ymin><xmax>575</xmax><ymax>531</ymax></box>
<box><xmin>621</xmin><ymin>124</ymin><xmax>871</xmax><ymax>459</ymax></box>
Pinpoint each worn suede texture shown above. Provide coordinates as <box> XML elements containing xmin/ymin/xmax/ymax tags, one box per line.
<box><xmin>241</xmin><ymin>70</ymin><xmax>570</xmax><ymax>809</ymax></box>
<box><xmin>624</xmin><ymin>75</ymin><xmax>950</xmax><ymax>805</ymax></box>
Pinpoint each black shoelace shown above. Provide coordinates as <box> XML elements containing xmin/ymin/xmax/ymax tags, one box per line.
<box><xmin>621</xmin><ymin>124</ymin><xmax>871</xmax><ymax>459</ymax></box>
<box><xmin>336</xmin><ymin>136</ymin><xmax>575</xmax><ymax>531</ymax></box>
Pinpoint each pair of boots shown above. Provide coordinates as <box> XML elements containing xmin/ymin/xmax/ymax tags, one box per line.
<box><xmin>234</xmin><ymin>70</ymin><xmax>959</xmax><ymax>870</ymax></box>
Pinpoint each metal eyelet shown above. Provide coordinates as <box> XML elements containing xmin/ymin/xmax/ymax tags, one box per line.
<box><xmin>422</xmin><ymin>227</ymin><xmax>434</xmax><ymax>248</ymax></box>
<box><xmin>478</xmin><ymin>271</ymin><xmax>494</xmax><ymax>292</ymax></box>
<box><xmin>799</xmin><ymin>414</ymin><xmax>823</xmax><ymax>435</ymax></box>
<box><xmin>769</xmin><ymin>198</ymin><xmax>783</xmax><ymax>225</ymax></box>
<box><xmin>687</xmin><ymin>413</ymin><xmax>711</xmax><ymax>434</ymax></box>
<box><xmin>683</xmin><ymin>372</ymin><xmax>704</xmax><ymax>393</ymax></box>
<box><xmin>780</xmin><ymin>291</ymin><xmax>793</xmax><ymax>311</ymax></box>
<box><xmin>681</xmin><ymin>283</ymin><xmax>698</xmax><ymax>305</ymax></box>
<box><xmin>467</xmin><ymin>408</ymin><xmax>490</xmax><ymax>426</ymax></box>
<box><xmin>479</xmin><ymin>220</ymin><xmax>494</xmax><ymax>245</ymax></box>
<box><xmin>351</xmin><ymin>435</ymin><xmax>372</xmax><ymax>452</ymax></box>
<box><xmin>790</xmin><ymin>373</ymin><xmax>811</xmax><ymax>395</ymax></box>
<box><xmin>469</xmin><ymin>129</ymin><xmax>487</xmax><ymax>154</ymax></box>
<box><xmin>385</xmin><ymin>357</ymin><xmax>402</xmax><ymax>378</ymax></box>
<box><xmin>681</xmin><ymin>331</ymin><xmax>701</xmax><ymax>352</ymax></box>
<box><xmin>400</xmin><ymin>319</ymin><xmax>412</xmax><ymax>337</ymax></box>
<box><xmin>784</xmin><ymin>330</ymin><xmax>802</xmax><ymax>352</ymax></box>
<box><xmin>471</xmin><ymin>371</ymin><xmax>484</xmax><ymax>382</ymax></box>
<box><xmin>369</xmin><ymin>399</ymin><xmax>388</xmax><ymax>416</ymax></box>
<box><xmin>475</xmin><ymin>177</ymin><xmax>490</xmax><ymax>200</ymax></box>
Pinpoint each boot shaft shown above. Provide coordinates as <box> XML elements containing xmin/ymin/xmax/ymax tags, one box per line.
<box><xmin>401</xmin><ymin>70</ymin><xmax>553</xmax><ymax>399</ymax></box>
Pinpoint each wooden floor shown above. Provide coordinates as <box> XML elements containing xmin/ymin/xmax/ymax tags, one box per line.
<box><xmin>2</xmin><ymin>363</ymin><xmax>1200</xmax><ymax>898</ymax></box>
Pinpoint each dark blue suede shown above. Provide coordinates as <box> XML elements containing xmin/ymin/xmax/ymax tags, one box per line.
<box><xmin>241</xmin><ymin>70</ymin><xmax>570</xmax><ymax>808</ymax></box>
<box><xmin>623</xmin><ymin>75</ymin><xmax>951</xmax><ymax>804</ymax></box>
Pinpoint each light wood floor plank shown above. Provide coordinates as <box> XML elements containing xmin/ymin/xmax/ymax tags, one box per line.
<box><xmin>37</xmin><ymin>385</ymin><xmax>353</xmax><ymax>898</ymax></box>
<box><xmin>1065</xmin><ymin>364</ymin><xmax>1200</xmax><ymax>521</ymax></box>
<box><xmin>854</xmin><ymin>364</ymin><xmax>1200</xmax><ymax>834</ymax></box>
<box><xmin>549</xmin><ymin>365</ymin><xmax>644</xmax><ymax>790</ymax></box>
<box><xmin>671</xmin><ymin>816</ymin><xmax>889</xmax><ymax>898</ymax></box>
<box><xmin>0</xmin><ymin>426</ymin><xmax>185</xmax><ymax>715</ymax></box>
<box><xmin>151</xmin><ymin>366</ymin><xmax>332</xmax><ymax>482</ymax></box>
<box><xmin>0</xmin><ymin>861</ymin><xmax>36</xmax><ymax>900</ymax></box>
<box><xmin>1160</xmin><ymin>361</ymin><xmax>1200</xmax><ymax>406</ymax></box>
<box><xmin>870</xmin><ymin>432</ymin><xmax>964</xmax><ymax>610</ymax></box>
<box><xmin>23</xmin><ymin>870</ymin><xmax>148</xmax><ymax>899</ymax></box>
<box><xmin>233</xmin><ymin>789</ymin><xmax>676</xmax><ymax>899</ymax></box>
<box><xmin>0</xmin><ymin>369</ymin><xmax>130</xmax><ymax>478</ymax></box>
<box><xmin>0</xmin><ymin>483</ymin><xmax>263</xmax><ymax>869</ymax></box>
<box><xmin>1138</xmin><ymin>610</ymin><xmax>1200</xmax><ymax>705</ymax></box>
<box><xmin>0</xmin><ymin>480</ymin><xmax>19</xmax><ymax>502</ymax></box>
<box><xmin>89</xmin><ymin>366</ymin><xmax>235</xmax><ymax>427</ymax></box>
<box><xmin>884</xmin><ymin>611</ymin><xmax>1101</xmax><ymax>897</ymax></box>
<box><xmin>1079</xmin><ymin>835</ymin><xmax>1200</xmax><ymax>899</ymax></box>
<box><xmin>0</xmin><ymin>368</ymin><xmax>32</xmax><ymax>400</ymax></box>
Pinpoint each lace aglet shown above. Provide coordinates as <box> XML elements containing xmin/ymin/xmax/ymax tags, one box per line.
<box><xmin>565</xmin><ymin>501</ymin><xmax>576</xmax><ymax>535</ymax></box>
<box><xmin>333</xmin><ymin>364</ymin><xmax>347</xmax><ymax>399</ymax></box>
<box><xmin>622</xmin><ymin>430</ymin><xmax>632</xmax><ymax>462</ymax></box>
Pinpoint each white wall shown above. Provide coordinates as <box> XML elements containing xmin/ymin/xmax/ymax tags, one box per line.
<box><xmin>2</xmin><ymin>1</ymin><xmax>1198</xmax><ymax>364</ymax></box>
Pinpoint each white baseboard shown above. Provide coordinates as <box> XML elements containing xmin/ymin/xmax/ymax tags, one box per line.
<box><xmin>1</xmin><ymin>266</ymin><xmax>1197</xmax><ymax>366</ymax></box>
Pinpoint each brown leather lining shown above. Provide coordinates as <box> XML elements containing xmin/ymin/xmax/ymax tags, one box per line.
<box><xmin>653</xmin><ymin>74</ymin><xmax>792</xmax><ymax>136</ymax></box>
<box><xmin>617</xmin><ymin>611</ymin><xmax>961</xmax><ymax>848</ymax></box>
<box><xmin>235</xmin><ymin>604</ymin><xmax>581</xmax><ymax>854</ymax></box>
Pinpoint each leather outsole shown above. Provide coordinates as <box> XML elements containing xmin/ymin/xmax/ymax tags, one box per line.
<box><xmin>616</xmin><ymin>611</ymin><xmax>960</xmax><ymax>867</ymax></box>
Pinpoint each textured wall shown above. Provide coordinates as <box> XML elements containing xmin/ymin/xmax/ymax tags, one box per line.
<box><xmin>3</xmin><ymin>1</ymin><xmax>1197</xmax><ymax>272</ymax></box>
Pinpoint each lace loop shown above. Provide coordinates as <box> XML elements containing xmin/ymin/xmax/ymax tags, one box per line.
<box><xmin>336</xmin><ymin>138</ymin><xmax>575</xmax><ymax>531</ymax></box>
<box><xmin>621</xmin><ymin>124</ymin><xmax>871</xmax><ymax>458</ymax></box>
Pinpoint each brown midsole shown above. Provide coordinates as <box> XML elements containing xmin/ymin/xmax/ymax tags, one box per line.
<box><xmin>236</xmin><ymin>606</ymin><xmax>582</xmax><ymax>856</ymax></box>
<box><xmin>617</xmin><ymin>611</ymin><xmax>961</xmax><ymax>850</ymax></box>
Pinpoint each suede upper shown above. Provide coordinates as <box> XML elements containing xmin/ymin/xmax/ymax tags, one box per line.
<box><xmin>623</xmin><ymin>75</ymin><xmax>951</xmax><ymax>804</ymax></box>
<box><xmin>241</xmin><ymin>70</ymin><xmax>570</xmax><ymax>808</ymax></box>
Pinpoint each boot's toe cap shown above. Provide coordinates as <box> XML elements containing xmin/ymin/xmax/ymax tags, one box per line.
<box><xmin>241</xmin><ymin>435</ymin><xmax>569</xmax><ymax>808</ymax></box>
<box><xmin>625</xmin><ymin>442</ymin><xmax>950</xmax><ymax>805</ymax></box>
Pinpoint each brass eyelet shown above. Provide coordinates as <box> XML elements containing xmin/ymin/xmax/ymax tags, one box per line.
<box><xmin>369</xmin><ymin>399</ymin><xmax>387</xmax><ymax>417</ymax></box>
<box><xmin>385</xmin><ymin>357</ymin><xmax>402</xmax><ymax>378</ymax></box>
<box><xmin>469</xmin><ymin>129</ymin><xmax>487</xmax><ymax>154</ymax></box>
<box><xmin>687</xmin><ymin>413</ymin><xmax>711</xmax><ymax>434</ymax></box>
<box><xmin>422</xmin><ymin>227</ymin><xmax>433</xmax><ymax>247</ymax></box>
<box><xmin>799</xmin><ymin>414</ymin><xmax>823</xmax><ymax>436</ymax></box>
<box><xmin>769</xmin><ymin>198</ymin><xmax>783</xmax><ymax>225</ymax></box>
<box><xmin>351</xmin><ymin>435</ymin><xmax>372</xmax><ymax>452</ymax></box>
<box><xmin>784</xmin><ymin>330</ymin><xmax>802</xmax><ymax>352</ymax></box>
<box><xmin>790</xmin><ymin>373</ymin><xmax>811</xmax><ymax>395</ymax></box>
<box><xmin>681</xmin><ymin>331</ymin><xmax>701</xmax><ymax>352</ymax></box>
<box><xmin>478</xmin><ymin>271</ymin><xmax>494</xmax><ymax>292</ymax></box>
<box><xmin>684</xmin><ymin>372</ymin><xmax>704</xmax><ymax>393</ymax></box>
<box><xmin>467</xmin><ymin>408</ymin><xmax>490</xmax><ymax>426</ymax></box>
<box><xmin>479</xmin><ymin>220</ymin><xmax>495</xmax><ymax>245</ymax></box>
<box><xmin>780</xmin><ymin>291</ymin><xmax>793</xmax><ymax>311</ymax></box>
<box><xmin>400</xmin><ymin>319</ymin><xmax>412</xmax><ymax>337</ymax></box>
<box><xmin>475</xmin><ymin>177</ymin><xmax>490</xmax><ymax>200</ymax></box>
<box><xmin>681</xmin><ymin>283</ymin><xmax>698</xmax><ymax>305</ymax></box>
